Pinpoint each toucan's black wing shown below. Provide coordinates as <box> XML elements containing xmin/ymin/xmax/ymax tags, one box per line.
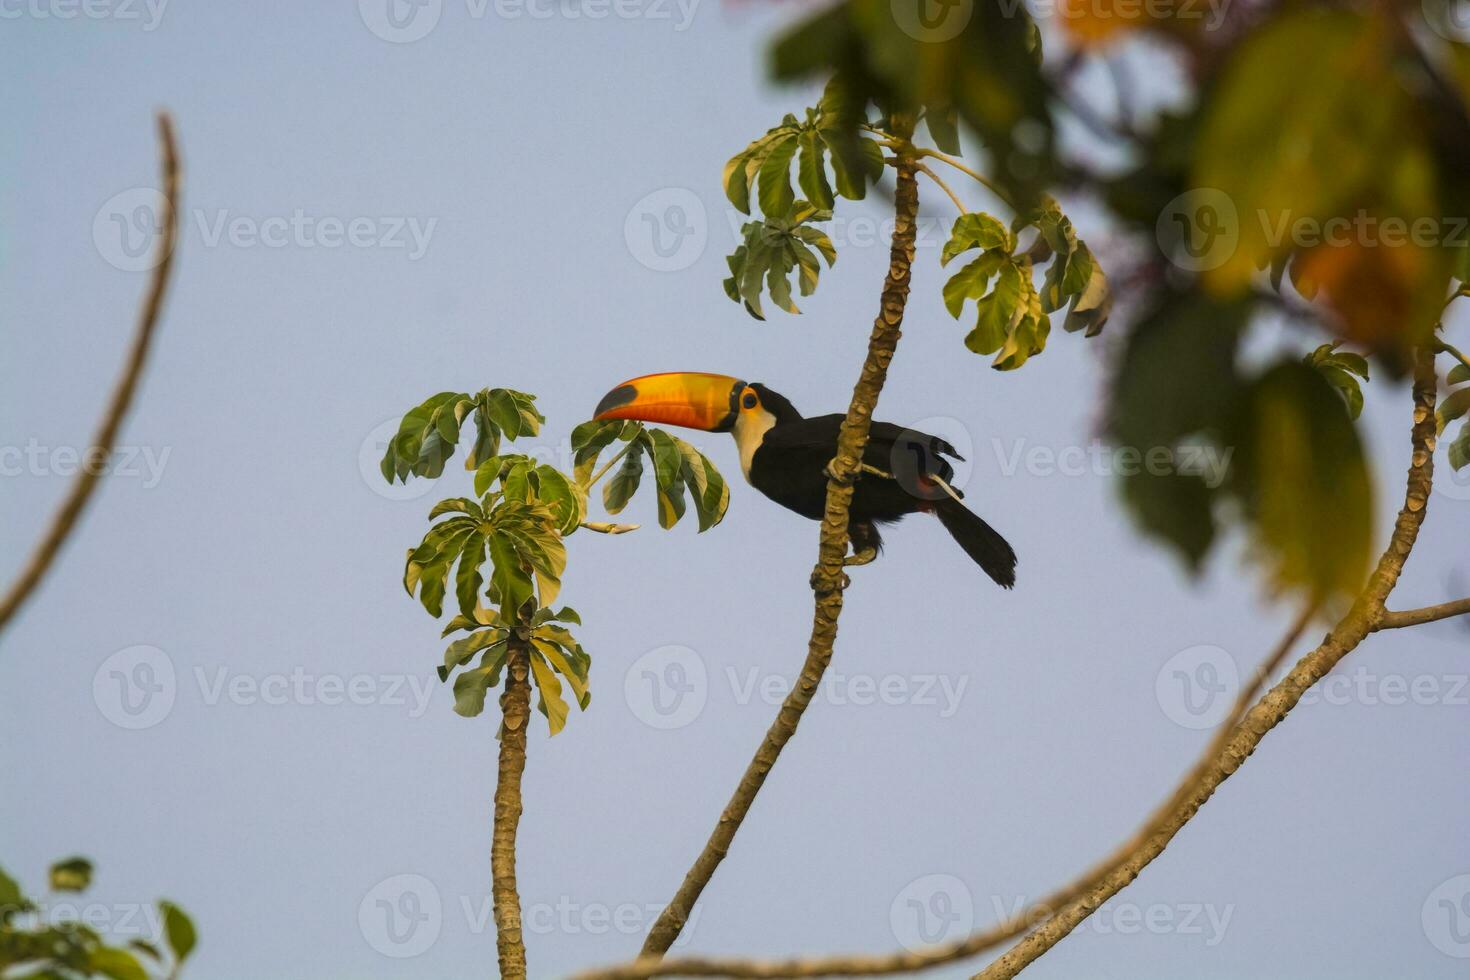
<box><xmin>756</xmin><ymin>415</ymin><xmax>962</xmax><ymax>500</ymax></box>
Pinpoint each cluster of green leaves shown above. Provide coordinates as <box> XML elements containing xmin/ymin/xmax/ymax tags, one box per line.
<box><xmin>571</xmin><ymin>419</ymin><xmax>729</xmax><ymax>531</ymax></box>
<box><xmin>940</xmin><ymin>202</ymin><xmax>1110</xmax><ymax>370</ymax></box>
<box><xmin>380</xmin><ymin>388</ymin><xmax>543</xmax><ymax>483</ymax></box>
<box><xmin>1</xmin><ymin>859</ymin><xmax>194</xmax><ymax>980</ymax></box>
<box><xmin>719</xmin><ymin>84</ymin><xmax>884</xmax><ymax>320</ymax></box>
<box><xmin>768</xmin><ymin>0</ymin><xmax>1052</xmax><ymax>201</ymax></box>
<box><xmin>386</xmin><ymin>391</ymin><xmax>729</xmax><ymax>735</ymax></box>
<box><xmin>724</xmin><ymin>201</ymin><xmax>836</xmax><ymax>319</ymax></box>
<box><xmin>438</xmin><ymin>606</ymin><xmax>590</xmax><ymax>733</ymax></box>
<box><xmin>1440</xmin><ymin>345</ymin><xmax>1470</xmax><ymax>472</ymax></box>
<box><xmin>1109</xmin><ymin>298</ymin><xmax>1373</xmax><ymax>602</ymax></box>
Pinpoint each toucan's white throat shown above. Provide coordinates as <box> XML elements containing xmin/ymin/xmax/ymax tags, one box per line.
<box><xmin>731</xmin><ymin>408</ymin><xmax>778</xmax><ymax>482</ymax></box>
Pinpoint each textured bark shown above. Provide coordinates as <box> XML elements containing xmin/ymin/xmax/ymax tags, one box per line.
<box><xmin>636</xmin><ymin>146</ymin><xmax>922</xmax><ymax>959</ymax></box>
<box><xmin>493</xmin><ymin>639</ymin><xmax>531</xmax><ymax>980</ymax></box>
<box><xmin>569</xmin><ymin>349</ymin><xmax>1442</xmax><ymax>980</ymax></box>
<box><xmin>0</xmin><ymin>115</ymin><xmax>180</xmax><ymax>636</ymax></box>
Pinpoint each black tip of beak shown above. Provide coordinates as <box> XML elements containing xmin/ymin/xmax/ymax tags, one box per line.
<box><xmin>594</xmin><ymin>384</ymin><xmax>637</xmax><ymax>419</ymax></box>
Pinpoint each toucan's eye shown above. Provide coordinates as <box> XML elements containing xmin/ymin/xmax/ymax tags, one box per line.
<box><xmin>742</xmin><ymin>391</ymin><xmax>759</xmax><ymax>410</ymax></box>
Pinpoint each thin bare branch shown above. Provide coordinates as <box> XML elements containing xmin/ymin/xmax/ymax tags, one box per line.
<box><xmin>1374</xmin><ymin>597</ymin><xmax>1470</xmax><ymax>631</ymax></box>
<box><xmin>0</xmin><ymin>113</ymin><xmax>181</xmax><ymax>637</ymax></box>
<box><xmin>917</xmin><ymin>163</ymin><xmax>966</xmax><ymax>214</ymax></box>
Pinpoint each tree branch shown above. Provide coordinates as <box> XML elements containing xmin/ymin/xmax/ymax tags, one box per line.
<box><xmin>0</xmin><ymin>113</ymin><xmax>181</xmax><ymax>637</ymax></box>
<box><xmin>1373</xmin><ymin>597</ymin><xmax>1470</xmax><ymax>631</ymax></box>
<box><xmin>917</xmin><ymin>163</ymin><xmax>966</xmax><ymax>214</ymax></box>
<box><xmin>567</xmin><ymin>348</ymin><xmax>1440</xmax><ymax>980</ymax></box>
<box><xmin>633</xmin><ymin>127</ymin><xmax>923</xmax><ymax>959</ymax></box>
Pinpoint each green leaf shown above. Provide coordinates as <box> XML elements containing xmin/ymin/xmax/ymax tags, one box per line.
<box><xmin>452</xmin><ymin>662</ymin><xmax>498</xmax><ymax>718</ymax></box>
<box><xmin>797</xmin><ymin>127</ymin><xmax>834</xmax><ymax>211</ymax></box>
<box><xmin>441</xmin><ymin>630</ymin><xmax>507</xmax><ymax>681</ymax></box>
<box><xmin>942</xmin><ymin>252</ymin><xmax>1003</xmax><ymax>319</ymax></box>
<box><xmin>602</xmin><ymin>446</ymin><xmax>644</xmax><ymax>514</ymax></box>
<box><xmin>1438</xmin><ymin>387</ymin><xmax>1470</xmax><ymax>433</ymax></box>
<box><xmin>1235</xmin><ymin>361</ymin><xmax>1374</xmax><ymax>601</ymax></box>
<box><xmin>160</xmin><ymin>900</ymin><xmax>197</xmax><ymax>962</ymax></box>
<box><xmin>429</xmin><ymin>497</ymin><xmax>483</xmax><ymax>520</ymax></box>
<box><xmin>454</xmin><ymin>533</ymin><xmax>486</xmax><ymax>618</ymax></box>
<box><xmin>967</xmin><ymin>260</ymin><xmax>1023</xmax><ymax>358</ymax></box>
<box><xmin>1062</xmin><ymin>255</ymin><xmax>1111</xmax><ymax>337</ymax></box>
<box><xmin>1449</xmin><ymin>423</ymin><xmax>1470</xmax><ymax>471</ymax></box>
<box><xmin>533</xmin><ymin>637</ymin><xmax>590</xmax><ymax>710</ymax></box>
<box><xmin>925</xmin><ymin>107</ymin><xmax>961</xmax><ymax>156</ymax></box>
<box><xmin>48</xmin><ymin>857</ymin><xmax>92</xmax><ymax>893</ymax></box>
<box><xmin>942</xmin><ymin>213</ymin><xmax>1011</xmax><ymax>266</ymax></box>
<box><xmin>1448</xmin><ymin>363</ymin><xmax>1470</xmax><ymax>386</ymax></box>
<box><xmin>757</xmin><ymin>134</ymin><xmax>799</xmax><ymax>218</ymax></box>
<box><xmin>529</xmin><ymin>654</ymin><xmax>570</xmax><ymax>735</ymax></box>
<box><xmin>488</xmin><ymin>532</ymin><xmax>535</xmax><ymax>620</ymax></box>
<box><xmin>533</xmin><ymin>465</ymin><xmax>584</xmax><ymax>535</ymax></box>
<box><xmin>89</xmin><ymin>947</ymin><xmax>149</xmax><ymax>980</ymax></box>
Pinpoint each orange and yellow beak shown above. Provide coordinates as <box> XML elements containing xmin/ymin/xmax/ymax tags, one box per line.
<box><xmin>594</xmin><ymin>372</ymin><xmax>745</xmax><ymax>432</ymax></box>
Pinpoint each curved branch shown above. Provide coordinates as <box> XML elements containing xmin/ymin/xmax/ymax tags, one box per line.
<box><xmin>1373</xmin><ymin>596</ymin><xmax>1470</xmax><ymax>631</ymax></box>
<box><xmin>634</xmin><ymin>130</ymin><xmax>923</xmax><ymax>959</ymax></box>
<box><xmin>917</xmin><ymin>163</ymin><xmax>966</xmax><ymax>215</ymax></box>
<box><xmin>0</xmin><ymin>113</ymin><xmax>181</xmax><ymax>636</ymax></box>
<box><xmin>568</xmin><ymin>348</ymin><xmax>1440</xmax><ymax>980</ymax></box>
<box><xmin>971</xmin><ymin>346</ymin><xmax>1439</xmax><ymax>980</ymax></box>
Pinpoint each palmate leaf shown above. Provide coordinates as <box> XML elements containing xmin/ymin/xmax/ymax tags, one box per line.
<box><xmin>381</xmin><ymin>387</ymin><xmax>544</xmax><ymax>483</ymax></box>
<box><xmin>722</xmin><ymin>86</ymin><xmax>884</xmax><ymax>218</ymax></box>
<box><xmin>723</xmin><ymin>200</ymin><xmax>836</xmax><ymax>319</ymax></box>
<box><xmin>941</xmin><ymin>203</ymin><xmax>1108</xmax><ymax>370</ymax></box>
<box><xmin>572</xmin><ymin>422</ymin><xmax>730</xmax><ymax>531</ymax></box>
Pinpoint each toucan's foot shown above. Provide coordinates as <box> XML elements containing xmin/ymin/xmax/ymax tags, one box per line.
<box><xmin>843</xmin><ymin>546</ymin><xmax>878</xmax><ymax>567</ymax></box>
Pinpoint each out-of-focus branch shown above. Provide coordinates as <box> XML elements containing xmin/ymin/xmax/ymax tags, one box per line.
<box><xmin>0</xmin><ymin>113</ymin><xmax>181</xmax><ymax>637</ymax></box>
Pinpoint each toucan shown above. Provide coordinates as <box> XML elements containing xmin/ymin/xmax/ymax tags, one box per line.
<box><xmin>594</xmin><ymin>372</ymin><xmax>1017</xmax><ymax>588</ymax></box>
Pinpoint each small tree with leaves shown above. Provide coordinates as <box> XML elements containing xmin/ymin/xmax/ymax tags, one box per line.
<box><xmin>379</xmin><ymin>387</ymin><xmax>728</xmax><ymax>979</ymax></box>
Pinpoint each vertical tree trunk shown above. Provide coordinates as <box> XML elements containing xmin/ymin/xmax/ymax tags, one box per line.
<box><xmin>640</xmin><ymin>133</ymin><xmax>921</xmax><ymax>957</ymax></box>
<box><xmin>492</xmin><ymin>638</ymin><xmax>531</xmax><ymax>979</ymax></box>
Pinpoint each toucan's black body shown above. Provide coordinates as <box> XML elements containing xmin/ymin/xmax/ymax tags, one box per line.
<box><xmin>744</xmin><ymin>387</ymin><xmax>1017</xmax><ymax>588</ymax></box>
<box><xmin>594</xmin><ymin>374</ymin><xmax>1018</xmax><ymax>588</ymax></box>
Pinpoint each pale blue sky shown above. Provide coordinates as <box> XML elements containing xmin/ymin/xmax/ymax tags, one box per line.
<box><xmin>3</xmin><ymin>4</ymin><xmax>1468</xmax><ymax>978</ymax></box>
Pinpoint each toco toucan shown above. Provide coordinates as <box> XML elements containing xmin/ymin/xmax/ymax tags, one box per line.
<box><xmin>594</xmin><ymin>372</ymin><xmax>1017</xmax><ymax>588</ymax></box>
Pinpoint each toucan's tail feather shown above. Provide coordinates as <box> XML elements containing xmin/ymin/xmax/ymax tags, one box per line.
<box><xmin>934</xmin><ymin>497</ymin><xmax>1017</xmax><ymax>589</ymax></box>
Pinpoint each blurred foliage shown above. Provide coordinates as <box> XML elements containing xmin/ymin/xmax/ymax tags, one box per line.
<box><xmin>1</xmin><ymin>859</ymin><xmax>195</xmax><ymax>980</ymax></box>
<box><xmin>743</xmin><ymin>0</ymin><xmax>1470</xmax><ymax>603</ymax></box>
<box><xmin>383</xmin><ymin>392</ymin><xmax>728</xmax><ymax>734</ymax></box>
